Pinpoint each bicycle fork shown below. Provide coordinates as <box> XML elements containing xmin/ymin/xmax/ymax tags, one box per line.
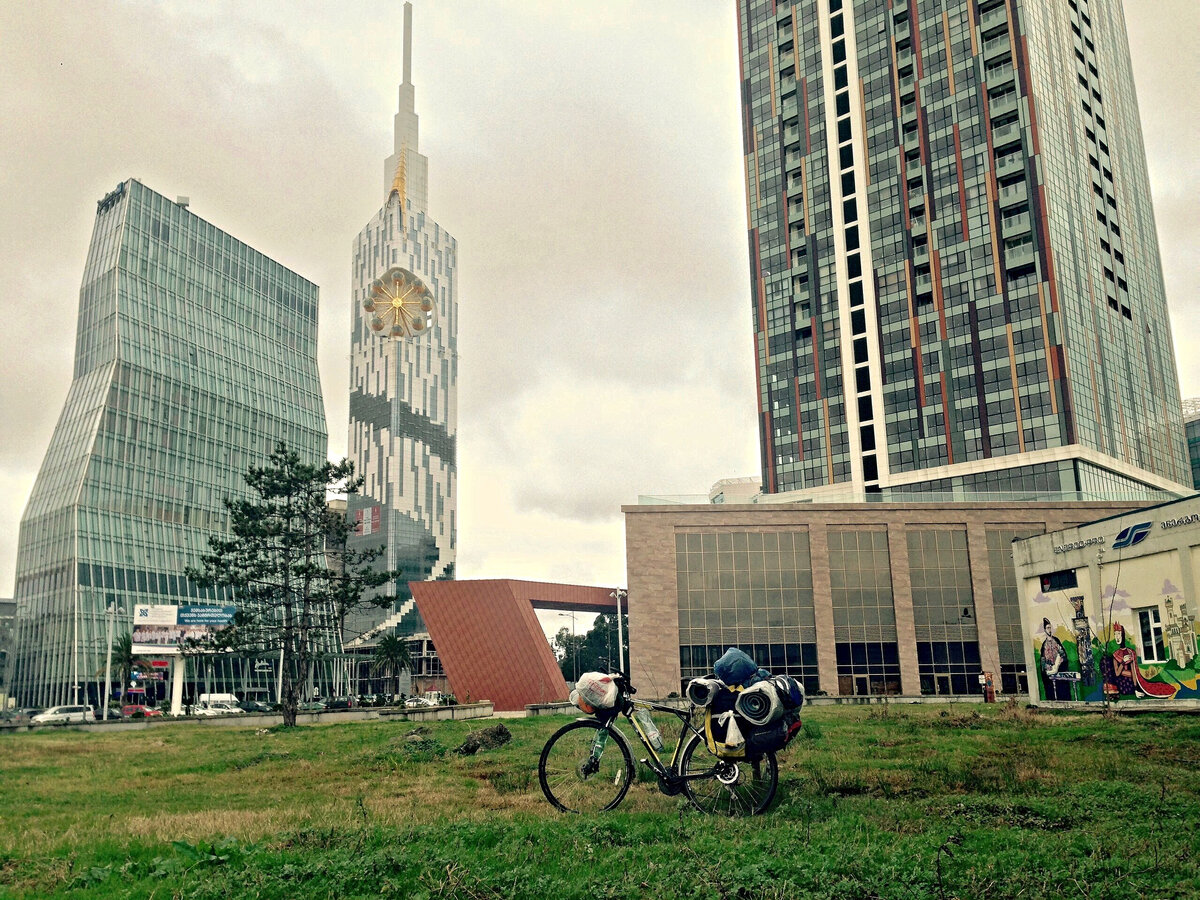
<box><xmin>580</xmin><ymin>726</ymin><xmax>611</xmax><ymax>780</ymax></box>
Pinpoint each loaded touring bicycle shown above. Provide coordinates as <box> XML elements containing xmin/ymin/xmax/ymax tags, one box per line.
<box><xmin>538</xmin><ymin>657</ymin><xmax>804</xmax><ymax>816</ymax></box>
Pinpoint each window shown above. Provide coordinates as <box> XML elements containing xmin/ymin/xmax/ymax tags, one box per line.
<box><xmin>1135</xmin><ymin>607</ymin><xmax>1167</xmax><ymax>663</ymax></box>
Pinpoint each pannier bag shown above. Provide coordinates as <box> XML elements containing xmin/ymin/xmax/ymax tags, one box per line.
<box><xmin>745</xmin><ymin>717</ymin><xmax>789</xmax><ymax>755</ymax></box>
<box><xmin>735</xmin><ymin>680</ymin><xmax>784</xmax><ymax>726</ymax></box>
<box><xmin>685</xmin><ymin>677</ymin><xmax>724</xmax><ymax>708</ymax></box>
<box><xmin>572</xmin><ymin>672</ymin><xmax>619</xmax><ymax>714</ymax></box>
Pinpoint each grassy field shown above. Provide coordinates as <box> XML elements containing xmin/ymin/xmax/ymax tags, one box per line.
<box><xmin>1</xmin><ymin>702</ymin><xmax>1197</xmax><ymax>899</ymax></box>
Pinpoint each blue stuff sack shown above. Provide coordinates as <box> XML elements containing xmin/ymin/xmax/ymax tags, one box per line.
<box><xmin>713</xmin><ymin>647</ymin><xmax>762</xmax><ymax>687</ymax></box>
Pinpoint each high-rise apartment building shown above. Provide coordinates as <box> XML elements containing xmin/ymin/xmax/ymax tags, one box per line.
<box><xmin>737</xmin><ymin>0</ymin><xmax>1190</xmax><ymax>501</ymax></box>
<box><xmin>346</xmin><ymin>2</ymin><xmax>458</xmax><ymax>642</ymax></box>
<box><xmin>9</xmin><ymin>179</ymin><xmax>331</xmax><ymax>707</ymax></box>
<box><xmin>1183</xmin><ymin>398</ymin><xmax>1200</xmax><ymax>490</ymax></box>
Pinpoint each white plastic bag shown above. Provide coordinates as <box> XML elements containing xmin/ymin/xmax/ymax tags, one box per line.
<box><xmin>713</xmin><ymin>711</ymin><xmax>745</xmax><ymax>756</ymax></box>
<box><xmin>574</xmin><ymin>672</ymin><xmax>618</xmax><ymax>711</ymax></box>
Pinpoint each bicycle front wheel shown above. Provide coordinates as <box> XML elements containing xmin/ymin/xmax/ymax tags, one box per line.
<box><xmin>679</xmin><ymin>731</ymin><xmax>778</xmax><ymax>816</ymax></box>
<box><xmin>539</xmin><ymin>719</ymin><xmax>635</xmax><ymax>813</ymax></box>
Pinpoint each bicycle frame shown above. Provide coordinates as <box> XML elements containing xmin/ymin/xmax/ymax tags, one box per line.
<box><xmin>596</xmin><ymin>697</ymin><xmax>723</xmax><ymax>787</ymax></box>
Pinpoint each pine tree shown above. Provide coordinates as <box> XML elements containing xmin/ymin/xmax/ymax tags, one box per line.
<box><xmin>186</xmin><ymin>443</ymin><xmax>397</xmax><ymax>726</ymax></box>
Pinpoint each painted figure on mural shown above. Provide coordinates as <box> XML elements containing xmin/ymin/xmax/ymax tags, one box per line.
<box><xmin>1101</xmin><ymin>622</ymin><xmax>1136</xmax><ymax>699</ymax></box>
<box><xmin>1039</xmin><ymin>617</ymin><xmax>1072</xmax><ymax>700</ymax></box>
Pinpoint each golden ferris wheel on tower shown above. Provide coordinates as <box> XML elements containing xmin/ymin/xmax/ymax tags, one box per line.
<box><xmin>363</xmin><ymin>266</ymin><xmax>437</xmax><ymax>339</ymax></box>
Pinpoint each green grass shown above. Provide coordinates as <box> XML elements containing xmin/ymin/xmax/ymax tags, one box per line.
<box><xmin>1</xmin><ymin>703</ymin><xmax>1198</xmax><ymax>898</ymax></box>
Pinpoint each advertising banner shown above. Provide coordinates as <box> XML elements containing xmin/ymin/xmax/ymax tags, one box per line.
<box><xmin>131</xmin><ymin>604</ymin><xmax>236</xmax><ymax>655</ymax></box>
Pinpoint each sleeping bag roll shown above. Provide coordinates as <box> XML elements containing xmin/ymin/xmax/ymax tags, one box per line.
<box><xmin>686</xmin><ymin>677</ymin><xmax>724</xmax><ymax>708</ymax></box>
<box><xmin>713</xmin><ymin>647</ymin><xmax>762</xmax><ymax>687</ymax></box>
<box><xmin>734</xmin><ymin>679</ymin><xmax>783</xmax><ymax>726</ymax></box>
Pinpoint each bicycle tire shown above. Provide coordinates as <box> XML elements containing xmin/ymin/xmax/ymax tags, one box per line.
<box><xmin>538</xmin><ymin>719</ymin><xmax>635</xmax><ymax>813</ymax></box>
<box><xmin>679</xmin><ymin>731</ymin><xmax>778</xmax><ymax>816</ymax></box>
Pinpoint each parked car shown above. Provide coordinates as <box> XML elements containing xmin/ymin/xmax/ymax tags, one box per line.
<box><xmin>204</xmin><ymin>702</ymin><xmax>246</xmax><ymax>715</ymax></box>
<box><xmin>237</xmin><ymin>700</ymin><xmax>274</xmax><ymax>713</ymax></box>
<box><xmin>298</xmin><ymin>700</ymin><xmax>327</xmax><ymax>711</ymax></box>
<box><xmin>325</xmin><ymin>697</ymin><xmax>355</xmax><ymax>710</ymax></box>
<box><xmin>121</xmin><ymin>704</ymin><xmax>163</xmax><ymax>718</ymax></box>
<box><xmin>31</xmin><ymin>705</ymin><xmax>96</xmax><ymax>725</ymax></box>
<box><xmin>405</xmin><ymin>697</ymin><xmax>434</xmax><ymax>709</ymax></box>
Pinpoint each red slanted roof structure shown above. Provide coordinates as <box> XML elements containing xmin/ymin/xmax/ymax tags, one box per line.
<box><xmin>409</xmin><ymin>580</ymin><xmax>619</xmax><ymax>711</ymax></box>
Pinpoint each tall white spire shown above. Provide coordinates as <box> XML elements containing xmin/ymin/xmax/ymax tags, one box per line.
<box><xmin>384</xmin><ymin>1</ymin><xmax>429</xmax><ymax>210</ymax></box>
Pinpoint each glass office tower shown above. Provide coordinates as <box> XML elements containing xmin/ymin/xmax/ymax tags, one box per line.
<box><xmin>346</xmin><ymin>2</ymin><xmax>458</xmax><ymax>644</ymax></box>
<box><xmin>9</xmin><ymin>179</ymin><xmax>330</xmax><ymax>707</ymax></box>
<box><xmin>737</xmin><ymin>0</ymin><xmax>1190</xmax><ymax>501</ymax></box>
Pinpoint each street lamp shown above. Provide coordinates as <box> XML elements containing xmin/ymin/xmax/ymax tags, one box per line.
<box><xmin>102</xmin><ymin>601</ymin><xmax>124</xmax><ymax>721</ymax></box>
<box><xmin>609</xmin><ymin>589</ymin><xmax>627</xmax><ymax>674</ymax></box>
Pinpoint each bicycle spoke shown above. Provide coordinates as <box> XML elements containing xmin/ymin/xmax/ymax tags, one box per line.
<box><xmin>539</xmin><ymin>720</ymin><xmax>634</xmax><ymax>813</ymax></box>
<box><xmin>680</xmin><ymin>733</ymin><xmax>778</xmax><ymax>816</ymax></box>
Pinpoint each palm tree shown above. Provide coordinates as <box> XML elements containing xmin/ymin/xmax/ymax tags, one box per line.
<box><xmin>371</xmin><ymin>633</ymin><xmax>412</xmax><ymax>700</ymax></box>
<box><xmin>109</xmin><ymin>632</ymin><xmax>151</xmax><ymax>708</ymax></box>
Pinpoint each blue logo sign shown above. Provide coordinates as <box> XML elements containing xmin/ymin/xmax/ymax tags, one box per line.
<box><xmin>1112</xmin><ymin>522</ymin><xmax>1152</xmax><ymax>550</ymax></box>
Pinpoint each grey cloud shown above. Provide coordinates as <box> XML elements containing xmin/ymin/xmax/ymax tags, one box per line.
<box><xmin>1</xmin><ymin>1</ymin><xmax>1196</xmax><ymax>592</ymax></box>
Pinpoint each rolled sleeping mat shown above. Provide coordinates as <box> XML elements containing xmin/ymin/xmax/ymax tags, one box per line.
<box><xmin>735</xmin><ymin>680</ymin><xmax>784</xmax><ymax>726</ymax></box>
<box><xmin>686</xmin><ymin>677</ymin><xmax>724</xmax><ymax>708</ymax></box>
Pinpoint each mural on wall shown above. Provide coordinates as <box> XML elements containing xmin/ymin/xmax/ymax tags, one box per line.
<box><xmin>1028</xmin><ymin>574</ymin><xmax>1200</xmax><ymax>703</ymax></box>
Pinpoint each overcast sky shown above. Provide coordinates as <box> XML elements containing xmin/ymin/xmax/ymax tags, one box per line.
<box><xmin>1</xmin><ymin>1</ymin><xmax>1197</xmax><ymax>599</ymax></box>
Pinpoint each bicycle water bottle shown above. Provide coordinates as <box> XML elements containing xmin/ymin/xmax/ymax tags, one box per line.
<box><xmin>634</xmin><ymin>708</ymin><xmax>663</xmax><ymax>751</ymax></box>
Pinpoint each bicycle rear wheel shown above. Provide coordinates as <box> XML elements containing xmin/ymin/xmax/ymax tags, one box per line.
<box><xmin>539</xmin><ymin>719</ymin><xmax>635</xmax><ymax>813</ymax></box>
<box><xmin>679</xmin><ymin>731</ymin><xmax>777</xmax><ymax>816</ymax></box>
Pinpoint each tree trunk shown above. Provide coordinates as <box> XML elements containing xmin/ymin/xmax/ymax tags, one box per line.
<box><xmin>281</xmin><ymin>658</ymin><xmax>298</xmax><ymax>727</ymax></box>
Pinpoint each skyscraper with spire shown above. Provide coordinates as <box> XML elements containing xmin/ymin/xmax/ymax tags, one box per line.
<box><xmin>345</xmin><ymin>2</ymin><xmax>457</xmax><ymax>643</ymax></box>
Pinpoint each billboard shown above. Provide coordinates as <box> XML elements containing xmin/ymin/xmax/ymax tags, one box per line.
<box><xmin>131</xmin><ymin>604</ymin><xmax>236</xmax><ymax>655</ymax></box>
<box><xmin>354</xmin><ymin>505</ymin><xmax>382</xmax><ymax>536</ymax></box>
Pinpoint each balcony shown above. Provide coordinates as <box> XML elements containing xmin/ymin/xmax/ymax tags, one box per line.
<box><xmin>980</xmin><ymin>5</ymin><xmax>1008</xmax><ymax>35</ymax></box>
<box><xmin>906</xmin><ymin>156</ymin><xmax>923</xmax><ymax>178</ymax></box>
<box><xmin>986</xmin><ymin>63</ymin><xmax>1015</xmax><ymax>90</ymax></box>
<box><xmin>1001</xmin><ymin>210</ymin><xmax>1032</xmax><ymax>238</ymax></box>
<box><xmin>998</xmin><ymin>179</ymin><xmax>1028</xmax><ymax>208</ymax></box>
<box><xmin>894</xmin><ymin>18</ymin><xmax>910</xmax><ymax>42</ymax></box>
<box><xmin>781</xmin><ymin>97</ymin><xmax>798</xmax><ymax>118</ymax></box>
<box><xmin>992</xmin><ymin>119</ymin><xmax>1023</xmax><ymax>149</ymax></box>
<box><xmin>995</xmin><ymin>152</ymin><xmax>1023</xmax><ymax>177</ymax></box>
<box><xmin>1004</xmin><ymin>242</ymin><xmax>1037</xmax><ymax>270</ymax></box>
<box><xmin>989</xmin><ymin>92</ymin><xmax>1018</xmax><ymax>117</ymax></box>
<box><xmin>913</xmin><ymin>242</ymin><xmax>930</xmax><ymax>266</ymax></box>
<box><xmin>983</xmin><ymin>34</ymin><xmax>1011</xmax><ymax>61</ymax></box>
<box><xmin>910</xmin><ymin>215</ymin><xmax>927</xmax><ymax>237</ymax></box>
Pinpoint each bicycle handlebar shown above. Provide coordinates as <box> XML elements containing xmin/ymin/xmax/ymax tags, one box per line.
<box><xmin>610</xmin><ymin>671</ymin><xmax>636</xmax><ymax>696</ymax></box>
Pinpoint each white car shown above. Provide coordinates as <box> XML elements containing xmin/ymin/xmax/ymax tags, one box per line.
<box><xmin>192</xmin><ymin>702</ymin><xmax>245</xmax><ymax>716</ymax></box>
<box><xmin>31</xmin><ymin>705</ymin><xmax>96</xmax><ymax>725</ymax></box>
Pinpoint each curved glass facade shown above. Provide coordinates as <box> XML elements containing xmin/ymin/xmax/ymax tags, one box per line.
<box><xmin>10</xmin><ymin>180</ymin><xmax>330</xmax><ymax>707</ymax></box>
